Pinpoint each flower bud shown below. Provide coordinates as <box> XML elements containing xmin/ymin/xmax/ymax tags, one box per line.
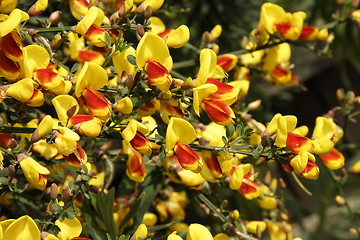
<box><xmin>144</xmin><ymin>5</ymin><xmax>153</xmax><ymax>20</ymax></box>
<box><xmin>50</xmin><ymin>183</ymin><xmax>58</xmax><ymax>200</ymax></box>
<box><xmin>49</xmin><ymin>10</ymin><xmax>62</xmax><ymax>24</ymax></box>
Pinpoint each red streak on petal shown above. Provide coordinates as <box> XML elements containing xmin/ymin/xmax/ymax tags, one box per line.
<box><xmin>286</xmin><ymin>132</ymin><xmax>311</xmax><ymax>153</ymax></box>
<box><xmin>0</xmin><ymin>49</ymin><xmax>20</xmax><ymax>75</ymax></box>
<box><xmin>129</xmin><ymin>150</ymin><xmax>146</xmax><ymax>177</ymax></box>
<box><xmin>70</xmin><ymin>114</ymin><xmax>95</xmax><ymax>124</ymax></box>
<box><xmin>301</xmin><ymin>160</ymin><xmax>318</xmax><ymax>174</ymax></box>
<box><xmin>158</xmin><ymin>29</ymin><xmax>173</xmax><ymax>38</ymax></box>
<box><xmin>174</xmin><ymin>143</ymin><xmax>200</xmax><ymax>170</ymax></box>
<box><xmin>207</xmin><ymin>78</ymin><xmax>234</xmax><ymax>96</ymax></box>
<box><xmin>1</xmin><ymin>31</ymin><xmax>23</xmax><ymax>61</ymax></box>
<box><xmin>275</xmin><ymin>22</ymin><xmax>293</xmax><ymax>37</ymax></box>
<box><xmin>85</xmin><ymin>25</ymin><xmax>106</xmax><ymax>38</ymax></box>
<box><xmin>78</xmin><ymin>49</ymin><xmax>102</xmax><ymax>62</ymax></box>
<box><xmin>217</xmin><ymin>55</ymin><xmax>236</xmax><ymax>72</ymax></box>
<box><xmin>145</xmin><ymin>60</ymin><xmax>170</xmax><ymax>79</ymax></box>
<box><xmin>130</xmin><ymin>131</ymin><xmax>150</xmax><ymax>151</ymax></box>
<box><xmin>203</xmin><ymin>99</ymin><xmax>234</xmax><ymax>125</ymax></box>
<box><xmin>320</xmin><ymin>148</ymin><xmax>343</xmax><ymax>163</ymax></box>
<box><xmin>203</xmin><ymin>151</ymin><xmax>222</xmax><ymax>176</ymax></box>
<box><xmin>83</xmin><ymin>88</ymin><xmax>110</xmax><ymax>111</ymax></box>
<box><xmin>300</xmin><ymin>26</ymin><xmax>316</xmax><ymax>40</ymax></box>
<box><xmin>34</xmin><ymin>69</ymin><xmax>58</xmax><ymax>88</ymax></box>
<box><xmin>272</xmin><ymin>65</ymin><xmax>289</xmax><ymax>77</ymax></box>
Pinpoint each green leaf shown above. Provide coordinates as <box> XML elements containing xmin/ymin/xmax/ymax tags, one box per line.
<box><xmin>119</xmin><ymin>168</ymin><xmax>164</xmax><ymax>234</ymax></box>
<box><xmin>127</xmin><ymin>55</ymin><xmax>136</xmax><ymax>66</ymax></box>
<box><xmin>89</xmin><ymin>188</ymin><xmax>117</xmax><ymax>239</ymax></box>
<box><xmin>225</xmin><ymin>125</ymin><xmax>235</xmax><ymax>140</ymax></box>
<box><xmin>70</xmin><ymin>63</ymin><xmax>80</xmax><ymax>73</ymax></box>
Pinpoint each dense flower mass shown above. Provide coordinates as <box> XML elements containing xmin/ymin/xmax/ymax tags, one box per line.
<box><xmin>0</xmin><ymin>1</ymin><xmax>360</xmax><ymax>240</ymax></box>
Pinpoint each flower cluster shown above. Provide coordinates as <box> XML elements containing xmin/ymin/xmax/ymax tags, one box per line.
<box><xmin>0</xmin><ymin>1</ymin><xmax>360</xmax><ymax>240</ymax></box>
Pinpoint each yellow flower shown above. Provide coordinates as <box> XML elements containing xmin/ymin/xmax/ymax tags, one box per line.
<box><xmin>186</xmin><ymin>223</ymin><xmax>213</xmax><ymax>240</ymax></box>
<box><xmin>132</xmin><ymin>223</ymin><xmax>148</xmax><ymax>239</ymax></box>
<box><xmin>2</xmin><ymin>215</ymin><xmax>40</xmax><ymax>240</ymax></box>
<box><xmin>18</xmin><ymin>155</ymin><xmax>50</xmax><ymax>190</ymax></box>
<box><xmin>54</xmin><ymin>127</ymin><xmax>80</xmax><ymax>155</ymax></box>
<box><xmin>0</xmin><ymin>9</ymin><xmax>29</xmax><ymax>37</ymax></box>
<box><xmin>55</xmin><ymin>217</ymin><xmax>82</xmax><ymax>240</ymax></box>
<box><xmin>136</xmin><ymin>32</ymin><xmax>173</xmax><ymax>92</ymax></box>
<box><xmin>195</xmin><ymin>49</ymin><xmax>217</xmax><ymax>87</ymax></box>
<box><xmin>246</xmin><ymin>221</ymin><xmax>267</xmax><ymax>234</ymax></box>
<box><xmin>267</xmin><ymin>113</ymin><xmax>297</xmax><ymax>147</ymax></box>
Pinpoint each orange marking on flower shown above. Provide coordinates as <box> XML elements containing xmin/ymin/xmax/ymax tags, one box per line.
<box><xmin>203</xmin><ymin>151</ymin><xmax>222</xmax><ymax>177</ymax></box>
<box><xmin>83</xmin><ymin>88</ymin><xmax>110</xmax><ymax>112</ymax></box>
<box><xmin>202</xmin><ymin>99</ymin><xmax>234</xmax><ymax>125</ymax></box>
<box><xmin>206</xmin><ymin>78</ymin><xmax>234</xmax><ymax>98</ymax></box>
<box><xmin>1</xmin><ymin>31</ymin><xmax>23</xmax><ymax>62</ymax></box>
<box><xmin>174</xmin><ymin>142</ymin><xmax>200</xmax><ymax>171</ymax></box>
<box><xmin>300</xmin><ymin>25</ymin><xmax>317</xmax><ymax>40</ymax></box>
<box><xmin>0</xmin><ymin>49</ymin><xmax>20</xmax><ymax>77</ymax></box>
<box><xmin>217</xmin><ymin>55</ymin><xmax>237</xmax><ymax>72</ymax></box>
<box><xmin>78</xmin><ymin>49</ymin><xmax>102</xmax><ymax>62</ymax></box>
<box><xmin>130</xmin><ymin>131</ymin><xmax>152</xmax><ymax>155</ymax></box>
<box><xmin>286</xmin><ymin>132</ymin><xmax>312</xmax><ymax>153</ymax></box>
<box><xmin>320</xmin><ymin>148</ymin><xmax>344</xmax><ymax>170</ymax></box>
<box><xmin>145</xmin><ymin>60</ymin><xmax>170</xmax><ymax>79</ymax></box>
<box><xmin>128</xmin><ymin>149</ymin><xmax>146</xmax><ymax>177</ymax></box>
<box><xmin>69</xmin><ymin>114</ymin><xmax>95</xmax><ymax>124</ymax></box>
<box><xmin>158</xmin><ymin>29</ymin><xmax>173</xmax><ymax>38</ymax></box>
<box><xmin>34</xmin><ymin>68</ymin><xmax>59</xmax><ymax>90</ymax></box>
<box><xmin>275</xmin><ymin>22</ymin><xmax>292</xmax><ymax>37</ymax></box>
<box><xmin>163</xmin><ymin>101</ymin><xmax>185</xmax><ymax>117</ymax></box>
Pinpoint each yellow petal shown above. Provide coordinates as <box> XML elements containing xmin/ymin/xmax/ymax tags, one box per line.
<box><xmin>20</xmin><ymin>45</ymin><xmax>50</xmax><ymax>78</ymax></box>
<box><xmin>134</xmin><ymin>223</ymin><xmax>148</xmax><ymax>239</ymax></box>
<box><xmin>6</xmin><ymin>78</ymin><xmax>34</xmax><ymax>102</ymax></box>
<box><xmin>229</xmin><ymin>165</ymin><xmax>244</xmax><ymax>190</ymax></box>
<box><xmin>195</xmin><ymin>49</ymin><xmax>217</xmax><ymax>87</ymax></box>
<box><xmin>0</xmin><ymin>9</ymin><xmax>29</xmax><ymax>37</ymax></box>
<box><xmin>137</xmin><ymin>0</ymin><xmax>164</xmax><ymax>12</ymax></box>
<box><xmin>3</xmin><ymin>215</ymin><xmax>40</xmax><ymax>240</ymax></box>
<box><xmin>165</xmin><ymin>25</ymin><xmax>190</xmax><ymax>48</ymax></box>
<box><xmin>75</xmin><ymin>6</ymin><xmax>104</xmax><ymax>35</ymax></box>
<box><xmin>38</xmin><ymin>115</ymin><xmax>53</xmax><ymax>138</ymax></box>
<box><xmin>246</xmin><ymin>221</ymin><xmax>267</xmax><ymax>234</ymax></box>
<box><xmin>55</xmin><ymin>217</ymin><xmax>82</xmax><ymax>240</ymax></box>
<box><xmin>166</xmin><ymin>117</ymin><xmax>197</xmax><ymax>151</ymax></box>
<box><xmin>35</xmin><ymin>0</ymin><xmax>48</xmax><ymax>12</ymax></box>
<box><xmin>52</xmin><ymin>95</ymin><xmax>79</xmax><ymax>126</ymax></box>
<box><xmin>312</xmin><ymin>116</ymin><xmax>334</xmax><ymax>140</ymax></box>
<box><xmin>168</xmin><ymin>232</ymin><xmax>183</xmax><ymax>240</ymax></box>
<box><xmin>136</xmin><ymin>32</ymin><xmax>173</xmax><ymax>71</ymax></box>
<box><xmin>122</xmin><ymin>119</ymin><xmax>149</xmax><ymax>142</ymax></box>
<box><xmin>75</xmin><ymin>61</ymin><xmax>108</xmax><ymax>97</ymax></box>
<box><xmin>112</xmin><ymin>46</ymin><xmax>136</xmax><ymax>76</ymax></box>
<box><xmin>187</xmin><ymin>223</ymin><xmax>213</xmax><ymax>240</ymax></box>
<box><xmin>192</xmin><ymin>83</ymin><xmax>218</xmax><ymax>116</ymax></box>
<box><xmin>149</xmin><ymin>16</ymin><xmax>166</xmax><ymax>34</ymax></box>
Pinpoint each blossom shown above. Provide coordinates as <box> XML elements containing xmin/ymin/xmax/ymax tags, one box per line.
<box><xmin>75</xmin><ymin>6</ymin><xmax>107</xmax><ymax>47</ymax></box>
<box><xmin>54</xmin><ymin>127</ymin><xmax>80</xmax><ymax>156</ymax></box>
<box><xmin>122</xmin><ymin>119</ymin><xmax>152</xmax><ymax>156</ymax></box>
<box><xmin>136</xmin><ymin>32</ymin><xmax>173</xmax><ymax>92</ymax></box>
<box><xmin>186</xmin><ymin>223</ymin><xmax>214</xmax><ymax>240</ymax></box>
<box><xmin>125</xmin><ymin>143</ymin><xmax>147</xmax><ymax>182</ymax></box>
<box><xmin>267</xmin><ymin>113</ymin><xmax>297</xmax><ymax>147</ymax></box>
<box><xmin>2</xmin><ymin>215</ymin><xmax>40</xmax><ymax>240</ymax></box>
<box><xmin>18</xmin><ymin>155</ymin><xmax>50</xmax><ymax>190</ymax></box>
<box><xmin>258</xmin><ymin>3</ymin><xmax>306</xmax><ymax>41</ymax></box>
<box><xmin>149</xmin><ymin>17</ymin><xmax>190</xmax><ymax>48</ymax></box>
<box><xmin>166</xmin><ymin>117</ymin><xmax>201</xmax><ymax>171</ymax></box>
<box><xmin>69</xmin><ymin>114</ymin><xmax>102</xmax><ymax>137</ymax></box>
<box><xmin>75</xmin><ymin>61</ymin><xmax>111</xmax><ymax>120</ymax></box>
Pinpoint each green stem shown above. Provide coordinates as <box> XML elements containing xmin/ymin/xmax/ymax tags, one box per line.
<box><xmin>196</xmin><ymin>193</ymin><xmax>228</xmax><ymax>223</ymax></box>
<box><xmin>189</xmin><ymin>144</ymin><xmax>260</xmax><ymax>157</ymax></box>
<box><xmin>172</xmin><ymin>59</ymin><xmax>196</xmax><ymax>70</ymax></box>
<box><xmin>291</xmin><ymin>171</ymin><xmax>313</xmax><ymax>196</ymax></box>
<box><xmin>328</xmin><ymin>169</ymin><xmax>360</xmax><ymax>236</ymax></box>
<box><xmin>0</xmin><ymin>127</ymin><xmax>36</xmax><ymax>134</ymax></box>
